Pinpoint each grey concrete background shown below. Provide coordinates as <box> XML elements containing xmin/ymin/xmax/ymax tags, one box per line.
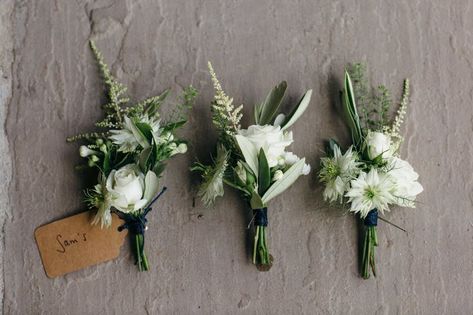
<box><xmin>2</xmin><ymin>0</ymin><xmax>473</xmax><ymax>314</ymax></box>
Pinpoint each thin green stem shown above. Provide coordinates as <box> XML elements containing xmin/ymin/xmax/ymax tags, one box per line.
<box><xmin>135</xmin><ymin>234</ymin><xmax>143</xmax><ymax>272</ymax></box>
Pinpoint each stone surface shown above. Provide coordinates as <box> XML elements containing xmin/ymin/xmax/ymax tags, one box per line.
<box><xmin>2</xmin><ymin>0</ymin><xmax>473</xmax><ymax>314</ymax></box>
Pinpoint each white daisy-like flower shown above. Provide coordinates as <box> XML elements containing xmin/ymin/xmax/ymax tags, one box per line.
<box><xmin>385</xmin><ymin>157</ymin><xmax>423</xmax><ymax>207</ymax></box>
<box><xmin>110</xmin><ymin>116</ymin><xmax>140</xmax><ymax>152</ymax></box>
<box><xmin>319</xmin><ymin>145</ymin><xmax>361</xmax><ymax>203</ymax></box>
<box><xmin>110</xmin><ymin>115</ymin><xmax>161</xmax><ymax>153</ymax></box>
<box><xmin>345</xmin><ymin>168</ymin><xmax>395</xmax><ymax>218</ymax></box>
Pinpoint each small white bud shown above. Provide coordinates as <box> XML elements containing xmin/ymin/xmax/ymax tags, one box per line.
<box><xmin>272</xmin><ymin>170</ymin><xmax>284</xmax><ymax>181</ymax></box>
<box><xmin>80</xmin><ymin>146</ymin><xmax>98</xmax><ymax>157</ymax></box>
<box><xmin>177</xmin><ymin>143</ymin><xmax>187</xmax><ymax>154</ymax></box>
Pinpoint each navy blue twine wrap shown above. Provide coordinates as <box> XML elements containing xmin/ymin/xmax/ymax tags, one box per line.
<box><xmin>254</xmin><ymin>208</ymin><xmax>268</xmax><ymax>227</ymax></box>
<box><xmin>117</xmin><ymin>187</ymin><xmax>167</xmax><ymax>235</ymax></box>
<box><xmin>364</xmin><ymin>209</ymin><xmax>378</xmax><ymax>227</ymax></box>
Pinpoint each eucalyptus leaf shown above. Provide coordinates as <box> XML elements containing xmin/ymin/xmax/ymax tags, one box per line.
<box><xmin>235</xmin><ymin>135</ymin><xmax>259</xmax><ymax>177</ymax></box>
<box><xmin>281</xmin><ymin>89</ymin><xmax>312</xmax><ymax>130</ymax></box>
<box><xmin>261</xmin><ymin>159</ymin><xmax>305</xmax><ymax>204</ymax></box>
<box><xmin>257</xmin><ymin>149</ymin><xmax>271</xmax><ymax>196</ymax></box>
<box><xmin>258</xmin><ymin>81</ymin><xmax>287</xmax><ymax>125</ymax></box>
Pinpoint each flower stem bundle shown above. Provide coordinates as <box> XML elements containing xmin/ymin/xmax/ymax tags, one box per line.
<box><xmin>193</xmin><ymin>62</ymin><xmax>312</xmax><ymax>270</ymax></box>
<box><xmin>319</xmin><ymin>64</ymin><xmax>422</xmax><ymax>279</ymax></box>
<box><xmin>68</xmin><ymin>41</ymin><xmax>197</xmax><ymax>271</ymax></box>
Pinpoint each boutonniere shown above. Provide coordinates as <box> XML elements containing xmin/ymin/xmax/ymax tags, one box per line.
<box><xmin>193</xmin><ymin>62</ymin><xmax>312</xmax><ymax>270</ymax></box>
<box><xmin>67</xmin><ymin>41</ymin><xmax>197</xmax><ymax>271</ymax></box>
<box><xmin>319</xmin><ymin>64</ymin><xmax>423</xmax><ymax>278</ymax></box>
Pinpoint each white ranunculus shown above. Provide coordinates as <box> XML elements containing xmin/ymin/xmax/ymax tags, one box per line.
<box><xmin>106</xmin><ymin>164</ymin><xmax>159</xmax><ymax>213</ymax></box>
<box><xmin>238</xmin><ymin>125</ymin><xmax>293</xmax><ymax>167</ymax></box>
<box><xmin>386</xmin><ymin>157</ymin><xmax>423</xmax><ymax>207</ymax></box>
<box><xmin>365</xmin><ymin>131</ymin><xmax>392</xmax><ymax>160</ymax></box>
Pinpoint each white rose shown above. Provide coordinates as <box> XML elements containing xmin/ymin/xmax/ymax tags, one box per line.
<box><xmin>386</xmin><ymin>157</ymin><xmax>423</xmax><ymax>207</ymax></box>
<box><xmin>365</xmin><ymin>131</ymin><xmax>392</xmax><ymax>160</ymax></box>
<box><xmin>106</xmin><ymin>164</ymin><xmax>160</xmax><ymax>213</ymax></box>
<box><xmin>238</xmin><ymin>125</ymin><xmax>293</xmax><ymax>167</ymax></box>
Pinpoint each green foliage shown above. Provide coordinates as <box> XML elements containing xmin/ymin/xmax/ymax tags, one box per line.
<box><xmin>257</xmin><ymin>149</ymin><xmax>271</xmax><ymax>196</ymax></box>
<box><xmin>255</xmin><ymin>81</ymin><xmax>287</xmax><ymax>125</ymax></box>
<box><xmin>347</xmin><ymin>63</ymin><xmax>393</xmax><ymax>132</ymax></box>
<box><xmin>341</xmin><ymin>71</ymin><xmax>363</xmax><ymax>148</ymax></box>
<box><xmin>69</xmin><ymin>41</ymin><xmax>196</xmax><ymax>178</ymax></box>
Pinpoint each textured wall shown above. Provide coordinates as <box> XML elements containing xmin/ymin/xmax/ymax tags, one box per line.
<box><xmin>2</xmin><ymin>0</ymin><xmax>473</xmax><ymax>314</ymax></box>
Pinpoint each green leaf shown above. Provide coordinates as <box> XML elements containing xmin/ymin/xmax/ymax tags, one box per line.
<box><xmin>235</xmin><ymin>135</ymin><xmax>259</xmax><ymax>177</ymax></box>
<box><xmin>135</xmin><ymin>122</ymin><xmax>153</xmax><ymax>142</ymax></box>
<box><xmin>325</xmin><ymin>138</ymin><xmax>341</xmax><ymax>157</ymax></box>
<box><xmin>342</xmin><ymin>71</ymin><xmax>363</xmax><ymax>147</ymax></box>
<box><xmin>261</xmin><ymin>159</ymin><xmax>305</xmax><ymax>204</ymax></box>
<box><xmin>103</xmin><ymin>150</ymin><xmax>111</xmax><ymax>175</ymax></box>
<box><xmin>258</xmin><ymin>81</ymin><xmax>287</xmax><ymax>125</ymax></box>
<box><xmin>139</xmin><ymin>147</ymin><xmax>152</xmax><ymax>171</ymax></box>
<box><xmin>161</xmin><ymin>120</ymin><xmax>186</xmax><ymax>132</ymax></box>
<box><xmin>281</xmin><ymin>89</ymin><xmax>312</xmax><ymax>130</ymax></box>
<box><xmin>257</xmin><ymin>149</ymin><xmax>271</xmax><ymax>196</ymax></box>
<box><xmin>145</xmin><ymin>89</ymin><xmax>170</xmax><ymax>116</ymax></box>
<box><xmin>254</xmin><ymin>104</ymin><xmax>262</xmax><ymax>124</ymax></box>
<box><xmin>250</xmin><ymin>190</ymin><xmax>265</xmax><ymax>209</ymax></box>
<box><xmin>126</xmin><ymin>116</ymin><xmax>150</xmax><ymax>149</ymax></box>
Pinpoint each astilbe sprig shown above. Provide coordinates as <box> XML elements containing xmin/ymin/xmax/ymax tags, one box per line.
<box><xmin>208</xmin><ymin>62</ymin><xmax>243</xmax><ymax>138</ymax></box>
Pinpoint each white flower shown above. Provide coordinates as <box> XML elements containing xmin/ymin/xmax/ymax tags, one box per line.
<box><xmin>110</xmin><ymin>115</ymin><xmax>161</xmax><ymax>153</ymax></box>
<box><xmin>238</xmin><ymin>125</ymin><xmax>293</xmax><ymax>167</ymax></box>
<box><xmin>283</xmin><ymin>152</ymin><xmax>311</xmax><ymax>175</ymax></box>
<box><xmin>106</xmin><ymin>164</ymin><xmax>159</xmax><ymax>213</ymax></box>
<box><xmin>272</xmin><ymin>170</ymin><xmax>284</xmax><ymax>181</ymax></box>
<box><xmin>345</xmin><ymin>168</ymin><xmax>395</xmax><ymax>218</ymax></box>
<box><xmin>110</xmin><ymin>116</ymin><xmax>141</xmax><ymax>153</ymax></box>
<box><xmin>319</xmin><ymin>145</ymin><xmax>361</xmax><ymax>203</ymax></box>
<box><xmin>365</xmin><ymin>131</ymin><xmax>392</xmax><ymax>160</ymax></box>
<box><xmin>80</xmin><ymin>145</ymin><xmax>98</xmax><ymax>157</ymax></box>
<box><xmin>386</xmin><ymin>157</ymin><xmax>423</xmax><ymax>207</ymax></box>
<box><xmin>302</xmin><ymin>163</ymin><xmax>311</xmax><ymax>175</ymax></box>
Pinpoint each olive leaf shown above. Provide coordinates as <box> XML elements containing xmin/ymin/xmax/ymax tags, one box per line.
<box><xmin>257</xmin><ymin>148</ymin><xmax>271</xmax><ymax>196</ymax></box>
<box><xmin>250</xmin><ymin>190</ymin><xmax>265</xmax><ymax>209</ymax></box>
<box><xmin>256</xmin><ymin>81</ymin><xmax>287</xmax><ymax>125</ymax></box>
<box><xmin>235</xmin><ymin>135</ymin><xmax>259</xmax><ymax>177</ymax></box>
<box><xmin>342</xmin><ymin>71</ymin><xmax>363</xmax><ymax>147</ymax></box>
<box><xmin>261</xmin><ymin>158</ymin><xmax>305</xmax><ymax>204</ymax></box>
<box><xmin>127</xmin><ymin>116</ymin><xmax>150</xmax><ymax>149</ymax></box>
<box><xmin>281</xmin><ymin>89</ymin><xmax>312</xmax><ymax>131</ymax></box>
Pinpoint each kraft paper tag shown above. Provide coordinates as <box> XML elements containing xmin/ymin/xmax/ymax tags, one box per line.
<box><xmin>35</xmin><ymin>212</ymin><xmax>127</xmax><ymax>278</ymax></box>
